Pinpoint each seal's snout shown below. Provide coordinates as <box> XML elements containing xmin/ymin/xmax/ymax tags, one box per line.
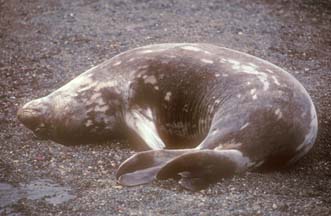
<box><xmin>17</xmin><ymin>107</ymin><xmax>42</xmax><ymax>128</ymax></box>
<box><xmin>17</xmin><ymin>99</ymin><xmax>49</xmax><ymax>138</ymax></box>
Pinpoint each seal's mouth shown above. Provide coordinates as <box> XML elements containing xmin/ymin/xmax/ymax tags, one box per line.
<box><xmin>33</xmin><ymin>125</ymin><xmax>50</xmax><ymax>139</ymax></box>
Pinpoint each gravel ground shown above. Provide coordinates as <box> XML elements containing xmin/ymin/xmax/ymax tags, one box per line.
<box><xmin>1</xmin><ymin>0</ymin><xmax>330</xmax><ymax>215</ymax></box>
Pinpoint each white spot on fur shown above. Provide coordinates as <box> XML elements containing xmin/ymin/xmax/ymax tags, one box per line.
<box><xmin>216</xmin><ymin>149</ymin><xmax>253</xmax><ymax>172</ymax></box>
<box><xmin>249</xmin><ymin>63</ymin><xmax>258</xmax><ymax>68</ymax></box>
<box><xmin>237</xmin><ymin>94</ymin><xmax>242</xmax><ymax>98</ymax></box>
<box><xmin>95</xmin><ymin>96</ymin><xmax>106</xmax><ymax>106</ymax></box>
<box><xmin>215</xmin><ymin>73</ymin><xmax>221</xmax><ymax>77</ymax></box>
<box><xmin>201</xmin><ymin>59</ymin><xmax>214</xmax><ymax>64</ymax></box>
<box><xmin>211</xmin><ymin>129</ymin><xmax>219</xmax><ymax>135</ymax></box>
<box><xmin>272</xmin><ymin>75</ymin><xmax>281</xmax><ymax>86</ymax></box>
<box><xmin>113</xmin><ymin>61</ymin><xmax>121</xmax><ymax>66</ymax></box>
<box><xmin>128</xmin><ymin>57</ymin><xmax>136</xmax><ymax>62</ymax></box>
<box><xmin>252</xmin><ymin>94</ymin><xmax>257</xmax><ymax>100</ymax></box>
<box><xmin>250</xmin><ymin>88</ymin><xmax>258</xmax><ymax>100</ymax></box>
<box><xmin>275</xmin><ymin>108</ymin><xmax>283</xmax><ymax>120</ymax></box>
<box><xmin>90</xmin><ymin>92</ymin><xmax>102</xmax><ymax>101</ymax></box>
<box><xmin>220</xmin><ymin>58</ymin><xmax>227</xmax><ymax>63</ymax></box>
<box><xmin>94</xmin><ymin>80</ymin><xmax>118</xmax><ymax>91</ymax></box>
<box><xmin>181</xmin><ymin>46</ymin><xmax>202</xmax><ymax>52</ymax></box>
<box><xmin>154</xmin><ymin>86</ymin><xmax>159</xmax><ymax>90</ymax></box>
<box><xmin>164</xmin><ymin>92</ymin><xmax>172</xmax><ymax>101</ymax></box>
<box><xmin>180</xmin><ymin>45</ymin><xmax>212</xmax><ymax>55</ymax></box>
<box><xmin>214</xmin><ymin>144</ymin><xmax>224</xmax><ymax>150</ymax></box>
<box><xmin>77</xmin><ymin>83</ymin><xmax>96</xmax><ymax>93</ymax></box>
<box><xmin>220</xmin><ymin>47</ymin><xmax>292</xmax><ymax>81</ymax></box>
<box><xmin>242</xmin><ymin>65</ymin><xmax>257</xmax><ymax>73</ymax></box>
<box><xmin>139</xmin><ymin>50</ymin><xmax>154</xmax><ymax>54</ymax></box>
<box><xmin>85</xmin><ymin>120</ymin><xmax>93</xmax><ymax>127</ymax></box>
<box><xmin>139</xmin><ymin>47</ymin><xmax>168</xmax><ymax>54</ymax></box>
<box><xmin>95</xmin><ymin>105</ymin><xmax>108</xmax><ymax>112</ymax></box>
<box><xmin>226</xmin><ymin>59</ymin><xmax>270</xmax><ymax>91</ymax></box>
<box><xmin>228</xmin><ymin>59</ymin><xmax>240</xmax><ymax>65</ymax></box>
<box><xmin>144</xmin><ymin>75</ymin><xmax>157</xmax><ymax>85</ymax></box>
<box><xmin>240</xmin><ymin>122</ymin><xmax>250</xmax><ymax>130</ymax></box>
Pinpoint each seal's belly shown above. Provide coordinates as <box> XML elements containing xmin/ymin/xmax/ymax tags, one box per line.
<box><xmin>123</xmin><ymin>55</ymin><xmax>224</xmax><ymax>147</ymax></box>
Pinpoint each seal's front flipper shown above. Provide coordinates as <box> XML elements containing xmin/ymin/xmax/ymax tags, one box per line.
<box><xmin>157</xmin><ymin>149</ymin><xmax>250</xmax><ymax>191</ymax></box>
<box><xmin>125</xmin><ymin>107</ymin><xmax>165</xmax><ymax>150</ymax></box>
<box><xmin>116</xmin><ymin>149</ymin><xmax>191</xmax><ymax>186</ymax></box>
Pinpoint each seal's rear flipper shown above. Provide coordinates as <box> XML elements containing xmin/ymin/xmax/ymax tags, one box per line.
<box><xmin>117</xmin><ymin>166</ymin><xmax>162</xmax><ymax>186</ymax></box>
<box><xmin>116</xmin><ymin>149</ymin><xmax>191</xmax><ymax>186</ymax></box>
<box><xmin>116</xmin><ymin>149</ymin><xmax>251</xmax><ymax>190</ymax></box>
<box><xmin>157</xmin><ymin>149</ymin><xmax>249</xmax><ymax>191</ymax></box>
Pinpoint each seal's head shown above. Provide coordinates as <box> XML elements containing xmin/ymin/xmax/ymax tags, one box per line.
<box><xmin>17</xmin><ymin>70</ymin><xmax>125</xmax><ymax>145</ymax></box>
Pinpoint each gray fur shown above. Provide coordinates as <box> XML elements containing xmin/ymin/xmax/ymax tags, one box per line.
<box><xmin>17</xmin><ymin>44</ymin><xmax>318</xmax><ymax>190</ymax></box>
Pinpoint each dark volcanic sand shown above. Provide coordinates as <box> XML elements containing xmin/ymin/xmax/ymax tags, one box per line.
<box><xmin>0</xmin><ymin>0</ymin><xmax>330</xmax><ymax>215</ymax></box>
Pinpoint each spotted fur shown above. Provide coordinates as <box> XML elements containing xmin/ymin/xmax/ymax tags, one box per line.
<box><xmin>17</xmin><ymin>43</ymin><xmax>318</xmax><ymax>190</ymax></box>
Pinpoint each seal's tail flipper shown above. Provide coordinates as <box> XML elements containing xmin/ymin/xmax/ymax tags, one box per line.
<box><xmin>116</xmin><ymin>149</ymin><xmax>191</xmax><ymax>186</ymax></box>
<box><xmin>157</xmin><ymin>149</ymin><xmax>248</xmax><ymax>191</ymax></box>
<box><xmin>116</xmin><ymin>149</ymin><xmax>250</xmax><ymax>190</ymax></box>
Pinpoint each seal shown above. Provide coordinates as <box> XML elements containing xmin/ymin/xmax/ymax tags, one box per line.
<box><xmin>17</xmin><ymin>43</ymin><xmax>318</xmax><ymax>190</ymax></box>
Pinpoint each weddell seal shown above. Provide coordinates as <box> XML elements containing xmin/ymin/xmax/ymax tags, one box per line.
<box><xmin>17</xmin><ymin>43</ymin><xmax>318</xmax><ymax>190</ymax></box>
